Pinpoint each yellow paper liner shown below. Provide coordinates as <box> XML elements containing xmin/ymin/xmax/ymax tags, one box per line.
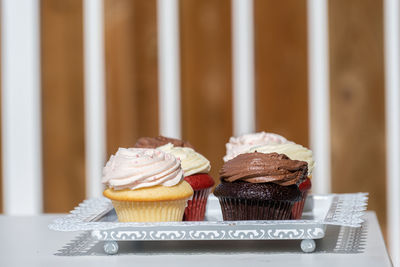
<box><xmin>111</xmin><ymin>199</ymin><xmax>189</xmax><ymax>222</ymax></box>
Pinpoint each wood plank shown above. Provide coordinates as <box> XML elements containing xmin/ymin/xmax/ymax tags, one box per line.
<box><xmin>329</xmin><ymin>0</ymin><xmax>386</xmax><ymax>235</ymax></box>
<box><xmin>104</xmin><ymin>0</ymin><xmax>159</xmax><ymax>157</ymax></box>
<box><xmin>41</xmin><ymin>0</ymin><xmax>86</xmax><ymax>212</ymax></box>
<box><xmin>254</xmin><ymin>0</ymin><xmax>309</xmax><ymax>146</ymax></box>
<box><xmin>180</xmin><ymin>0</ymin><xmax>233</xmax><ymax>181</ymax></box>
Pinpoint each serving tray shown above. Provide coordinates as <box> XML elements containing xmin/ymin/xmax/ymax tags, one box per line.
<box><xmin>49</xmin><ymin>193</ymin><xmax>368</xmax><ymax>254</ymax></box>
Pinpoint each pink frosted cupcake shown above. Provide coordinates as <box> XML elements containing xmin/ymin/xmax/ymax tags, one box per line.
<box><xmin>101</xmin><ymin>148</ymin><xmax>193</xmax><ymax>222</ymax></box>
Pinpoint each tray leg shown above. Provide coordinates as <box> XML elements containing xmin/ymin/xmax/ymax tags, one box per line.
<box><xmin>300</xmin><ymin>239</ymin><xmax>316</xmax><ymax>253</ymax></box>
<box><xmin>104</xmin><ymin>241</ymin><xmax>119</xmax><ymax>255</ymax></box>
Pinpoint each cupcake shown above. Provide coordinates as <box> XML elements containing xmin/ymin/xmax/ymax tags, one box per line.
<box><xmin>102</xmin><ymin>148</ymin><xmax>193</xmax><ymax>222</ymax></box>
<box><xmin>224</xmin><ymin>132</ymin><xmax>314</xmax><ymax>219</ymax></box>
<box><xmin>224</xmin><ymin>132</ymin><xmax>288</xmax><ymax>162</ymax></box>
<box><xmin>214</xmin><ymin>152</ymin><xmax>307</xmax><ymax>220</ymax></box>
<box><xmin>157</xmin><ymin>143</ymin><xmax>214</xmax><ymax>221</ymax></box>
<box><xmin>135</xmin><ymin>135</ymin><xmax>193</xmax><ymax>148</ymax></box>
<box><xmin>291</xmin><ymin>177</ymin><xmax>311</xmax><ymax>219</ymax></box>
<box><xmin>249</xmin><ymin>143</ymin><xmax>314</xmax><ymax>219</ymax></box>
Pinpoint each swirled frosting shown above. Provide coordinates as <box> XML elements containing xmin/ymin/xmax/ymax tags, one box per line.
<box><xmin>250</xmin><ymin>143</ymin><xmax>314</xmax><ymax>175</ymax></box>
<box><xmin>157</xmin><ymin>143</ymin><xmax>211</xmax><ymax>177</ymax></box>
<box><xmin>220</xmin><ymin>152</ymin><xmax>308</xmax><ymax>186</ymax></box>
<box><xmin>102</xmin><ymin>148</ymin><xmax>183</xmax><ymax>190</ymax></box>
<box><xmin>135</xmin><ymin>136</ymin><xmax>193</xmax><ymax>149</ymax></box>
<box><xmin>224</xmin><ymin>132</ymin><xmax>288</xmax><ymax>162</ymax></box>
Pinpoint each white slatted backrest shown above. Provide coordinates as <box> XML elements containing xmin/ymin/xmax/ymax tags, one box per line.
<box><xmin>2</xmin><ymin>2</ymin><xmax>400</xmax><ymax>265</ymax></box>
<box><xmin>157</xmin><ymin>0</ymin><xmax>182</xmax><ymax>139</ymax></box>
<box><xmin>384</xmin><ymin>0</ymin><xmax>400</xmax><ymax>265</ymax></box>
<box><xmin>307</xmin><ymin>0</ymin><xmax>331</xmax><ymax>194</ymax></box>
<box><xmin>0</xmin><ymin>0</ymin><xmax>333</xmax><ymax>211</ymax></box>
<box><xmin>83</xmin><ymin>0</ymin><xmax>106</xmax><ymax>199</ymax></box>
<box><xmin>232</xmin><ymin>0</ymin><xmax>256</xmax><ymax>136</ymax></box>
<box><xmin>1</xmin><ymin>0</ymin><xmax>42</xmax><ymax>215</ymax></box>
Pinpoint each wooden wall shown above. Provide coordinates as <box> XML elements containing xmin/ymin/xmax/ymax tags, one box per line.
<box><xmin>41</xmin><ymin>0</ymin><xmax>86</xmax><ymax>212</ymax></box>
<box><xmin>0</xmin><ymin>0</ymin><xmax>390</xmax><ymax>240</ymax></box>
<box><xmin>180</xmin><ymin>0</ymin><xmax>232</xmax><ymax>180</ymax></box>
<box><xmin>104</xmin><ymin>0</ymin><xmax>159</xmax><ymax>157</ymax></box>
<box><xmin>254</xmin><ymin>0</ymin><xmax>309</xmax><ymax>146</ymax></box>
<box><xmin>329</xmin><ymin>0</ymin><xmax>386</xmax><ymax>232</ymax></box>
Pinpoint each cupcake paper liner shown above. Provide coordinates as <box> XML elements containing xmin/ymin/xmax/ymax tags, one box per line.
<box><xmin>291</xmin><ymin>190</ymin><xmax>309</xmax><ymax>220</ymax></box>
<box><xmin>217</xmin><ymin>197</ymin><xmax>295</xmax><ymax>220</ymax></box>
<box><xmin>111</xmin><ymin>199</ymin><xmax>189</xmax><ymax>222</ymax></box>
<box><xmin>183</xmin><ymin>188</ymin><xmax>212</xmax><ymax>221</ymax></box>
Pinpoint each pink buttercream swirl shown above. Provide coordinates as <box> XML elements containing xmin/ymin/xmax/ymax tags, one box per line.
<box><xmin>224</xmin><ymin>132</ymin><xmax>289</xmax><ymax>162</ymax></box>
<box><xmin>102</xmin><ymin>148</ymin><xmax>183</xmax><ymax>190</ymax></box>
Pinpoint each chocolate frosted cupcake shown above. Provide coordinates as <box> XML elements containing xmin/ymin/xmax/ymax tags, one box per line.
<box><xmin>135</xmin><ymin>135</ymin><xmax>193</xmax><ymax>148</ymax></box>
<box><xmin>214</xmin><ymin>152</ymin><xmax>307</xmax><ymax>220</ymax></box>
<box><xmin>249</xmin><ymin>143</ymin><xmax>314</xmax><ymax>219</ymax></box>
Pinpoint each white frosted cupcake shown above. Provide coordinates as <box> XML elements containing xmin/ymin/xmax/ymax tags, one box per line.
<box><xmin>224</xmin><ymin>132</ymin><xmax>289</xmax><ymax>162</ymax></box>
<box><xmin>157</xmin><ymin>143</ymin><xmax>214</xmax><ymax>221</ymax></box>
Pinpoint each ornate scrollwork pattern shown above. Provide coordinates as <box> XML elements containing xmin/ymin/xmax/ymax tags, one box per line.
<box><xmin>228</xmin><ymin>230</ymin><xmax>265</xmax><ymax>239</ymax></box>
<box><xmin>49</xmin><ymin>194</ymin><xmax>368</xmax><ymax>244</ymax></box>
<box><xmin>267</xmin><ymin>229</ymin><xmax>303</xmax><ymax>239</ymax></box>
<box><xmin>149</xmin><ymin>230</ymin><xmax>186</xmax><ymax>240</ymax></box>
<box><xmin>188</xmin><ymin>230</ymin><xmax>225</xmax><ymax>239</ymax></box>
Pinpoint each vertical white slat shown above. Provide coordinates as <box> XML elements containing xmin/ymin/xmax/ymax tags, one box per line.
<box><xmin>232</xmin><ymin>0</ymin><xmax>255</xmax><ymax>136</ymax></box>
<box><xmin>83</xmin><ymin>0</ymin><xmax>106</xmax><ymax>198</ymax></box>
<box><xmin>384</xmin><ymin>0</ymin><xmax>400</xmax><ymax>265</ymax></box>
<box><xmin>157</xmin><ymin>0</ymin><xmax>181</xmax><ymax>138</ymax></box>
<box><xmin>1</xmin><ymin>0</ymin><xmax>42</xmax><ymax>214</ymax></box>
<box><xmin>307</xmin><ymin>0</ymin><xmax>331</xmax><ymax>194</ymax></box>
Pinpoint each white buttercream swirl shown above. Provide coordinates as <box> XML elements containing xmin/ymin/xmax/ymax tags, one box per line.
<box><xmin>250</xmin><ymin>143</ymin><xmax>315</xmax><ymax>175</ymax></box>
<box><xmin>224</xmin><ymin>132</ymin><xmax>288</xmax><ymax>162</ymax></box>
<box><xmin>101</xmin><ymin>148</ymin><xmax>183</xmax><ymax>190</ymax></box>
<box><xmin>157</xmin><ymin>143</ymin><xmax>211</xmax><ymax>177</ymax></box>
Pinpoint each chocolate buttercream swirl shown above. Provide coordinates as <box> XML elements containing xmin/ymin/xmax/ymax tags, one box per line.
<box><xmin>220</xmin><ymin>152</ymin><xmax>308</xmax><ymax>186</ymax></box>
<box><xmin>134</xmin><ymin>136</ymin><xmax>193</xmax><ymax>149</ymax></box>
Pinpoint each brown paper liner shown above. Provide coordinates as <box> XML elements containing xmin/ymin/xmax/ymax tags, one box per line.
<box><xmin>217</xmin><ymin>197</ymin><xmax>295</xmax><ymax>220</ymax></box>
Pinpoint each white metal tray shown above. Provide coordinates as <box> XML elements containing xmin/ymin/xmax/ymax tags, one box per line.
<box><xmin>49</xmin><ymin>193</ymin><xmax>368</xmax><ymax>254</ymax></box>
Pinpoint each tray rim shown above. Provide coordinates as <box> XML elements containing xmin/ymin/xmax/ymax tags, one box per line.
<box><xmin>48</xmin><ymin>193</ymin><xmax>368</xmax><ymax>238</ymax></box>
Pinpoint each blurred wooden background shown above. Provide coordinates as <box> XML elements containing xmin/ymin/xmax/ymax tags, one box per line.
<box><xmin>0</xmin><ymin>0</ymin><xmax>387</xmax><ymax>237</ymax></box>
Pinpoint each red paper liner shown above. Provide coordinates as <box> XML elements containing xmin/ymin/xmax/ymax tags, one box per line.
<box><xmin>217</xmin><ymin>197</ymin><xmax>295</xmax><ymax>220</ymax></box>
<box><xmin>183</xmin><ymin>188</ymin><xmax>211</xmax><ymax>221</ymax></box>
<box><xmin>291</xmin><ymin>190</ymin><xmax>309</xmax><ymax>219</ymax></box>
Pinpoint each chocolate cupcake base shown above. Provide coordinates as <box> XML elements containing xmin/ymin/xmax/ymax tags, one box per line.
<box><xmin>218</xmin><ymin>197</ymin><xmax>294</xmax><ymax>220</ymax></box>
<box><xmin>214</xmin><ymin>181</ymin><xmax>301</xmax><ymax>221</ymax></box>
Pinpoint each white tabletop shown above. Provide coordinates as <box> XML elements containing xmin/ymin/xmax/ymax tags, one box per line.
<box><xmin>0</xmin><ymin>211</ymin><xmax>392</xmax><ymax>267</ymax></box>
